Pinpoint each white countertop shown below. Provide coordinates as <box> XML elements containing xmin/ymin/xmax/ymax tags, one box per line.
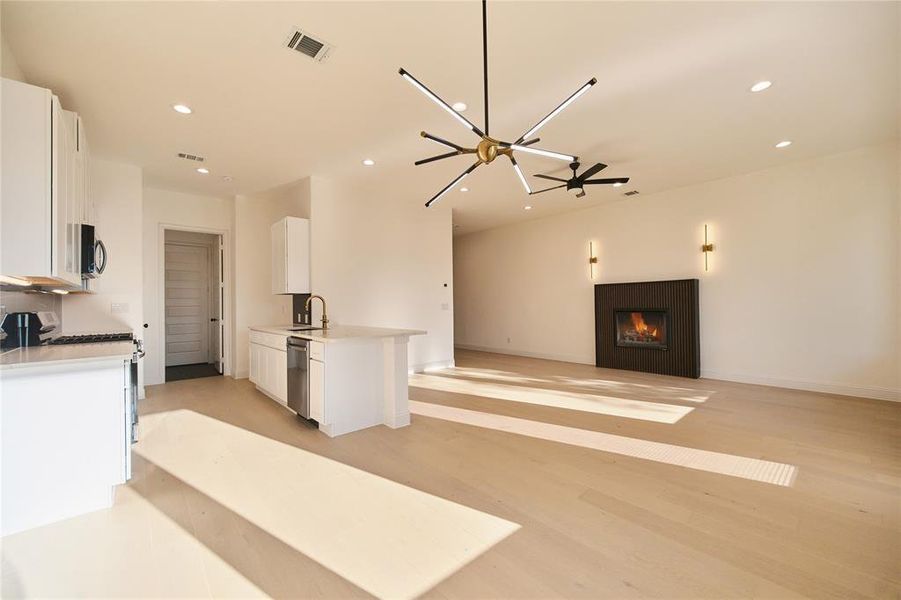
<box><xmin>250</xmin><ymin>324</ymin><xmax>426</xmax><ymax>343</ymax></box>
<box><xmin>0</xmin><ymin>341</ymin><xmax>134</xmax><ymax>370</ymax></box>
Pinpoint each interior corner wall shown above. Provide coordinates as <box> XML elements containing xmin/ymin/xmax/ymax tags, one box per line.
<box><xmin>454</xmin><ymin>143</ymin><xmax>900</xmax><ymax>401</ymax></box>
<box><xmin>1</xmin><ymin>34</ymin><xmax>26</xmax><ymax>82</ymax></box>
<box><xmin>142</xmin><ymin>187</ymin><xmax>235</xmax><ymax>386</ymax></box>
<box><xmin>308</xmin><ymin>176</ymin><xmax>455</xmax><ymax>372</ymax></box>
<box><xmin>233</xmin><ymin>178</ymin><xmax>311</xmax><ymax>378</ymax></box>
<box><xmin>62</xmin><ymin>158</ymin><xmax>144</xmax><ymax>387</ymax></box>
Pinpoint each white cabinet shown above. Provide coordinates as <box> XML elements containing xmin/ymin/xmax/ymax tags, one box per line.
<box><xmin>271</xmin><ymin>216</ymin><xmax>310</xmax><ymax>295</ymax></box>
<box><xmin>309</xmin><ymin>357</ymin><xmax>325</xmax><ymax>422</ymax></box>
<box><xmin>1</xmin><ymin>78</ymin><xmax>87</xmax><ymax>288</ymax></box>
<box><xmin>248</xmin><ymin>331</ymin><xmax>288</xmax><ymax>405</ymax></box>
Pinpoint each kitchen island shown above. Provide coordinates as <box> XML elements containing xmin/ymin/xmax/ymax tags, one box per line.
<box><xmin>249</xmin><ymin>324</ymin><xmax>425</xmax><ymax>437</ymax></box>
<box><xmin>0</xmin><ymin>341</ymin><xmax>135</xmax><ymax>536</ymax></box>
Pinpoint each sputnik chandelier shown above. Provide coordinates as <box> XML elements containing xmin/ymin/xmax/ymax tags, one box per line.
<box><xmin>399</xmin><ymin>0</ymin><xmax>598</xmax><ymax>207</ymax></box>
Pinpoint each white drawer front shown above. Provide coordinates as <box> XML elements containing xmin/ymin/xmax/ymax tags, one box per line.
<box><xmin>249</xmin><ymin>330</ymin><xmax>288</xmax><ymax>352</ymax></box>
<box><xmin>309</xmin><ymin>341</ymin><xmax>324</xmax><ymax>361</ymax></box>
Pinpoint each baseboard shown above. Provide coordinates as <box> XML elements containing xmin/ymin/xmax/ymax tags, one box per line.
<box><xmin>235</xmin><ymin>369</ymin><xmax>248</xmax><ymax>380</ymax></box>
<box><xmin>454</xmin><ymin>343</ymin><xmax>594</xmax><ymax>366</ymax></box>
<box><xmin>454</xmin><ymin>344</ymin><xmax>899</xmax><ymax>403</ymax></box>
<box><xmin>700</xmin><ymin>369</ymin><xmax>900</xmax><ymax>403</ymax></box>
<box><xmin>409</xmin><ymin>359</ymin><xmax>455</xmax><ymax>373</ymax></box>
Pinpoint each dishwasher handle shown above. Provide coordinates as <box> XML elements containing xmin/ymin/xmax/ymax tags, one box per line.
<box><xmin>287</xmin><ymin>338</ymin><xmax>308</xmax><ymax>350</ymax></box>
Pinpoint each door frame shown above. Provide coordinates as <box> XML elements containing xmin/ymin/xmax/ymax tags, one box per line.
<box><xmin>157</xmin><ymin>223</ymin><xmax>232</xmax><ymax>384</ymax></box>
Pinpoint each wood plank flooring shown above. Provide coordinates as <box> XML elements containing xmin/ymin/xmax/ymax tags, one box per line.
<box><xmin>2</xmin><ymin>349</ymin><xmax>898</xmax><ymax>598</ymax></box>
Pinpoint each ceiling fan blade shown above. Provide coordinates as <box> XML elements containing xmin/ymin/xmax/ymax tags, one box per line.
<box><xmin>425</xmin><ymin>161</ymin><xmax>481</xmax><ymax>208</ymax></box>
<box><xmin>514</xmin><ymin>77</ymin><xmax>598</xmax><ymax>143</ymax></box>
<box><xmin>507</xmin><ymin>155</ymin><xmax>531</xmax><ymax>194</ymax></box>
<box><xmin>534</xmin><ymin>174</ymin><xmax>568</xmax><ymax>182</ymax></box>
<box><xmin>578</xmin><ymin>162</ymin><xmax>607</xmax><ymax>180</ymax></box>
<box><xmin>584</xmin><ymin>177</ymin><xmax>630</xmax><ymax>185</ymax></box>
<box><xmin>506</xmin><ymin>144</ymin><xmax>576</xmax><ymax>162</ymax></box>
<box><xmin>529</xmin><ymin>184</ymin><xmax>566</xmax><ymax>195</ymax></box>
<box><xmin>399</xmin><ymin>68</ymin><xmax>486</xmax><ymax>138</ymax></box>
<box><xmin>420</xmin><ymin>131</ymin><xmax>465</xmax><ymax>152</ymax></box>
<box><xmin>415</xmin><ymin>150</ymin><xmax>463</xmax><ymax>166</ymax></box>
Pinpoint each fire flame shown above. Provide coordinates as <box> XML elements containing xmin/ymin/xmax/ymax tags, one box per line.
<box><xmin>631</xmin><ymin>312</ymin><xmax>658</xmax><ymax>338</ymax></box>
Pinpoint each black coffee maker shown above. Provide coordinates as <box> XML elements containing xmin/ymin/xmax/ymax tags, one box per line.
<box><xmin>0</xmin><ymin>311</ymin><xmax>59</xmax><ymax>349</ymax></box>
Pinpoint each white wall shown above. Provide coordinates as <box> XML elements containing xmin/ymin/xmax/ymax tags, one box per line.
<box><xmin>142</xmin><ymin>187</ymin><xmax>234</xmax><ymax>385</ymax></box>
<box><xmin>62</xmin><ymin>158</ymin><xmax>144</xmax><ymax>384</ymax></box>
<box><xmin>310</xmin><ymin>177</ymin><xmax>455</xmax><ymax>372</ymax></box>
<box><xmin>454</xmin><ymin>143</ymin><xmax>900</xmax><ymax>401</ymax></box>
<box><xmin>233</xmin><ymin>178</ymin><xmax>311</xmax><ymax>377</ymax></box>
<box><xmin>1</xmin><ymin>33</ymin><xmax>25</xmax><ymax>81</ymax></box>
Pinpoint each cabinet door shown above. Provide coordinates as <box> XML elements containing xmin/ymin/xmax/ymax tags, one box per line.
<box><xmin>51</xmin><ymin>103</ymin><xmax>81</xmax><ymax>286</ymax></box>
<box><xmin>272</xmin><ymin>350</ymin><xmax>287</xmax><ymax>405</ymax></box>
<box><xmin>284</xmin><ymin>217</ymin><xmax>310</xmax><ymax>294</ymax></box>
<box><xmin>309</xmin><ymin>358</ymin><xmax>324</xmax><ymax>422</ymax></box>
<box><xmin>271</xmin><ymin>220</ymin><xmax>286</xmax><ymax>295</ymax></box>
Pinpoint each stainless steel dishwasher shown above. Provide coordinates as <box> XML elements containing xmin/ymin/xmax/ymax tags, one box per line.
<box><xmin>286</xmin><ymin>337</ymin><xmax>310</xmax><ymax>418</ymax></box>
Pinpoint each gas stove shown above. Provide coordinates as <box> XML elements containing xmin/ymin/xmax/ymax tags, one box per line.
<box><xmin>48</xmin><ymin>332</ymin><xmax>134</xmax><ymax>345</ymax></box>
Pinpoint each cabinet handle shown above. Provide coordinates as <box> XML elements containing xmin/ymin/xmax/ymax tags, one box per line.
<box><xmin>95</xmin><ymin>239</ymin><xmax>108</xmax><ymax>274</ymax></box>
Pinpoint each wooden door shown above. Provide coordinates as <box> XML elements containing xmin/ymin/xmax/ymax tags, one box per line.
<box><xmin>165</xmin><ymin>243</ymin><xmax>209</xmax><ymax>366</ymax></box>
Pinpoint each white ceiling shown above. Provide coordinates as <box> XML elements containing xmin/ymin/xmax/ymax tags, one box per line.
<box><xmin>3</xmin><ymin>1</ymin><xmax>898</xmax><ymax>235</ymax></box>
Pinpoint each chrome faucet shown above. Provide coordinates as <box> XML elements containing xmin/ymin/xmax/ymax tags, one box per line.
<box><xmin>305</xmin><ymin>295</ymin><xmax>329</xmax><ymax>330</ymax></box>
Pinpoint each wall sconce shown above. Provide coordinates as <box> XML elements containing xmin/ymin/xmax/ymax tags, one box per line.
<box><xmin>588</xmin><ymin>241</ymin><xmax>599</xmax><ymax>280</ymax></box>
<box><xmin>701</xmin><ymin>224</ymin><xmax>714</xmax><ymax>272</ymax></box>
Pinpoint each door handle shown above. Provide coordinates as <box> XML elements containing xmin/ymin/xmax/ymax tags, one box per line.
<box><xmin>210</xmin><ymin>318</ymin><xmax>219</xmax><ymax>322</ymax></box>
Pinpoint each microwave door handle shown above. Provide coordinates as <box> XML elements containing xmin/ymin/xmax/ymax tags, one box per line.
<box><xmin>95</xmin><ymin>239</ymin><xmax>108</xmax><ymax>274</ymax></box>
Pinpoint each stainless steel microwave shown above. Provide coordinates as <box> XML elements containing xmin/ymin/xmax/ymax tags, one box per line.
<box><xmin>80</xmin><ymin>224</ymin><xmax>107</xmax><ymax>279</ymax></box>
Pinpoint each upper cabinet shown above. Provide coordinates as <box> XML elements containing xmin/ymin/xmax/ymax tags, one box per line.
<box><xmin>271</xmin><ymin>216</ymin><xmax>310</xmax><ymax>295</ymax></box>
<box><xmin>1</xmin><ymin>78</ymin><xmax>90</xmax><ymax>288</ymax></box>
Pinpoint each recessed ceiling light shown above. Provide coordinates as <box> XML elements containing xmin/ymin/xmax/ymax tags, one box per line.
<box><xmin>222</xmin><ymin>176</ymin><xmax>233</xmax><ymax>182</ymax></box>
<box><xmin>613</xmin><ymin>182</ymin><xmax>623</xmax><ymax>188</ymax></box>
<box><xmin>524</xmin><ymin>205</ymin><xmax>532</xmax><ymax>211</ymax></box>
<box><xmin>196</xmin><ymin>167</ymin><xmax>210</xmax><ymax>174</ymax></box>
<box><xmin>460</xmin><ymin>187</ymin><xmax>469</xmax><ymax>192</ymax></box>
<box><xmin>775</xmin><ymin>140</ymin><xmax>792</xmax><ymax>148</ymax></box>
<box><xmin>750</xmin><ymin>81</ymin><xmax>772</xmax><ymax>93</ymax></box>
<box><xmin>452</xmin><ymin>102</ymin><xmax>467</xmax><ymax>112</ymax></box>
<box><xmin>173</xmin><ymin>104</ymin><xmax>192</xmax><ymax>114</ymax></box>
<box><xmin>362</xmin><ymin>159</ymin><xmax>375</xmax><ymax>166</ymax></box>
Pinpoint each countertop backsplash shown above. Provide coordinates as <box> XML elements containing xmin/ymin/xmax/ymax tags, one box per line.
<box><xmin>0</xmin><ymin>290</ymin><xmax>63</xmax><ymax>327</ymax></box>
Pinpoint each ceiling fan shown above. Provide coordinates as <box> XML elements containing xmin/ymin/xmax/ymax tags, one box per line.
<box><xmin>532</xmin><ymin>162</ymin><xmax>630</xmax><ymax>198</ymax></box>
<box><xmin>399</xmin><ymin>0</ymin><xmax>596</xmax><ymax>207</ymax></box>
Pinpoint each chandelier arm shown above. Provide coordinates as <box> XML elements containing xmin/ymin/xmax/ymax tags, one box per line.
<box><xmin>414</xmin><ymin>150</ymin><xmax>468</xmax><ymax>166</ymax></box>
<box><xmin>420</xmin><ymin>131</ymin><xmax>467</xmax><ymax>152</ymax></box>
<box><xmin>520</xmin><ymin>137</ymin><xmax>541</xmax><ymax>147</ymax></box>
<box><xmin>399</xmin><ymin>68</ymin><xmax>485</xmax><ymax>137</ymax></box>
<box><xmin>507</xmin><ymin>154</ymin><xmax>531</xmax><ymax>194</ymax></box>
<box><xmin>501</xmin><ymin>143</ymin><xmax>578</xmax><ymax>162</ymax></box>
<box><xmin>514</xmin><ymin>77</ymin><xmax>598</xmax><ymax>144</ymax></box>
<box><xmin>425</xmin><ymin>161</ymin><xmax>482</xmax><ymax>208</ymax></box>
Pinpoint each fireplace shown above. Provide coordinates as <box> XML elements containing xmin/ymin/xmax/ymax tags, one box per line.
<box><xmin>595</xmin><ymin>280</ymin><xmax>700</xmax><ymax>378</ymax></box>
<box><xmin>615</xmin><ymin>310</ymin><xmax>669</xmax><ymax>350</ymax></box>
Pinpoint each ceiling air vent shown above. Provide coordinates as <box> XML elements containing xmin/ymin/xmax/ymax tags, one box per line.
<box><xmin>623</xmin><ymin>190</ymin><xmax>640</xmax><ymax>196</ymax></box>
<box><xmin>177</xmin><ymin>153</ymin><xmax>205</xmax><ymax>163</ymax></box>
<box><xmin>285</xmin><ymin>28</ymin><xmax>332</xmax><ymax>62</ymax></box>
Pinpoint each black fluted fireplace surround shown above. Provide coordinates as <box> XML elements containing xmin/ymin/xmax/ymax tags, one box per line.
<box><xmin>594</xmin><ymin>279</ymin><xmax>700</xmax><ymax>378</ymax></box>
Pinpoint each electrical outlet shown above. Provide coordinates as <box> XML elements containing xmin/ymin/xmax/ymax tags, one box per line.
<box><xmin>110</xmin><ymin>302</ymin><xmax>129</xmax><ymax>314</ymax></box>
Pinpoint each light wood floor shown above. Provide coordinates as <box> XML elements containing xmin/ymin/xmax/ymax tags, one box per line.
<box><xmin>4</xmin><ymin>349</ymin><xmax>900</xmax><ymax>598</ymax></box>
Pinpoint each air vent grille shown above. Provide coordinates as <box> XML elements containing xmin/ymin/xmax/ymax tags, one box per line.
<box><xmin>286</xmin><ymin>28</ymin><xmax>332</xmax><ymax>62</ymax></box>
<box><xmin>624</xmin><ymin>190</ymin><xmax>640</xmax><ymax>196</ymax></box>
<box><xmin>177</xmin><ymin>153</ymin><xmax>205</xmax><ymax>163</ymax></box>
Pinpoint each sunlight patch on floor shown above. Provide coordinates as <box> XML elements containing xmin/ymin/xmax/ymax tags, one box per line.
<box><xmin>410</xmin><ymin>373</ymin><xmax>695</xmax><ymax>423</ymax></box>
<box><xmin>134</xmin><ymin>409</ymin><xmax>520</xmax><ymax>600</ymax></box>
<box><xmin>0</xmin><ymin>486</ymin><xmax>265</xmax><ymax>599</ymax></box>
<box><xmin>411</xmin><ymin>401</ymin><xmax>797</xmax><ymax>487</ymax></box>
